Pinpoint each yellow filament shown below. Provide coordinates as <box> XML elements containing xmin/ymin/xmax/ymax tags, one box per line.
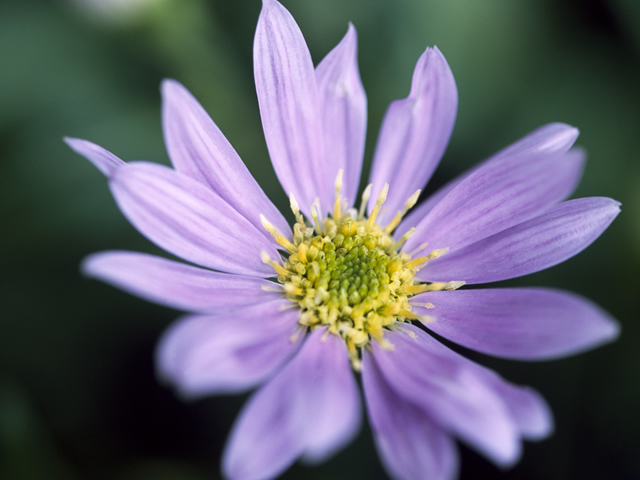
<box><xmin>333</xmin><ymin>169</ymin><xmax>344</xmax><ymax>223</ymax></box>
<box><xmin>385</xmin><ymin>189</ymin><xmax>421</xmax><ymax>233</ymax></box>
<box><xmin>260</xmin><ymin>215</ymin><xmax>296</xmax><ymax>253</ymax></box>
<box><xmin>366</xmin><ymin>184</ymin><xmax>389</xmax><ymax>230</ymax></box>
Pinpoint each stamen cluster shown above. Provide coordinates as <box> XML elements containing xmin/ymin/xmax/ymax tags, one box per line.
<box><xmin>262</xmin><ymin>173</ymin><xmax>460</xmax><ymax>368</ymax></box>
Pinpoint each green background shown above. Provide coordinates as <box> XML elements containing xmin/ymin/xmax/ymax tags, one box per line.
<box><xmin>1</xmin><ymin>0</ymin><xmax>639</xmax><ymax>478</ymax></box>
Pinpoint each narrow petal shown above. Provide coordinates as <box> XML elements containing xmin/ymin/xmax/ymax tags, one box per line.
<box><xmin>362</xmin><ymin>350</ymin><xmax>458</xmax><ymax>480</ymax></box>
<box><xmin>161</xmin><ymin>80</ymin><xmax>291</xmax><ymax>240</ymax></box>
<box><xmin>413</xmin><ymin>288</ymin><xmax>620</xmax><ymax>360</ymax></box>
<box><xmin>254</xmin><ymin>0</ymin><xmax>327</xmax><ymax>215</ymax></box>
<box><xmin>397</xmin><ymin>123</ymin><xmax>580</xmax><ymax>237</ymax></box>
<box><xmin>82</xmin><ymin>250</ymin><xmax>281</xmax><ymax>313</ymax></box>
<box><xmin>110</xmin><ymin>161</ymin><xmax>279</xmax><ymax>277</ymax></box>
<box><xmin>368</xmin><ymin>46</ymin><xmax>457</xmax><ymax>225</ymax></box>
<box><xmin>156</xmin><ymin>299</ymin><xmax>301</xmax><ymax>397</ymax></box>
<box><xmin>64</xmin><ymin>137</ymin><xmax>126</xmax><ymax>177</ymax></box>
<box><xmin>403</xmin><ymin>147</ymin><xmax>585</xmax><ymax>255</ymax></box>
<box><xmin>372</xmin><ymin>327</ymin><xmax>521</xmax><ymax>467</ymax></box>
<box><xmin>423</xmin><ymin>197</ymin><xmax>620</xmax><ymax>284</ymax></box>
<box><xmin>315</xmin><ymin>24</ymin><xmax>367</xmax><ymax>208</ymax></box>
<box><xmin>222</xmin><ymin>328</ymin><xmax>361</xmax><ymax>480</ymax></box>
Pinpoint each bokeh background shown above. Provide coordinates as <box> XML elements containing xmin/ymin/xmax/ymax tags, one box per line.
<box><xmin>2</xmin><ymin>0</ymin><xmax>639</xmax><ymax>479</ymax></box>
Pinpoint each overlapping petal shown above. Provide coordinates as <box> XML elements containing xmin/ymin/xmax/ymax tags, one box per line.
<box><xmin>397</xmin><ymin>123</ymin><xmax>581</xmax><ymax>237</ymax></box>
<box><xmin>368</xmin><ymin>47</ymin><xmax>457</xmax><ymax>226</ymax></box>
<box><xmin>403</xmin><ymin>146</ymin><xmax>586</xmax><ymax>255</ymax></box>
<box><xmin>222</xmin><ymin>328</ymin><xmax>361</xmax><ymax>480</ymax></box>
<box><xmin>414</xmin><ymin>288</ymin><xmax>620</xmax><ymax>360</ymax></box>
<box><xmin>156</xmin><ymin>299</ymin><xmax>302</xmax><ymax>397</ymax></box>
<box><xmin>254</xmin><ymin>0</ymin><xmax>327</xmax><ymax>215</ymax></box>
<box><xmin>161</xmin><ymin>79</ymin><xmax>291</xmax><ymax>240</ymax></box>
<box><xmin>316</xmin><ymin>24</ymin><xmax>367</xmax><ymax>208</ymax></box>
<box><xmin>64</xmin><ymin>137</ymin><xmax>127</xmax><ymax>177</ymax></box>
<box><xmin>372</xmin><ymin>327</ymin><xmax>521</xmax><ymax>467</ymax></box>
<box><xmin>422</xmin><ymin>197</ymin><xmax>620</xmax><ymax>283</ymax></box>
<box><xmin>363</xmin><ymin>350</ymin><xmax>458</xmax><ymax>480</ymax></box>
<box><xmin>82</xmin><ymin>251</ymin><xmax>281</xmax><ymax>313</ymax></box>
<box><xmin>109</xmin><ymin>161</ymin><xmax>280</xmax><ymax>277</ymax></box>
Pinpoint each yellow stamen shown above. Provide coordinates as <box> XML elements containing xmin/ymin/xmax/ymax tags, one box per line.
<box><xmin>289</xmin><ymin>193</ymin><xmax>304</xmax><ymax>224</ymax></box>
<box><xmin>391</xmin><ymin>227</ymin><xmax>417</xmax><ymax>251</ymax></box>
<box><xmin>310</xmin><ymin>200</ymin><xmax>323</xmax><ymax>234</ymax></box>
<box><xmin>260</xmin><ymin>215</ymin><xmax>296</xmax><ymax>253</ymax></box>
<box><xmin>333</xmin><ymin>169</ymin><xmax>344</xmax><ymax>223</ymax></box>
<box><xmin>366</xmin><ymin>184</ymin><xmax>389</xmax><ymax>230</ymax></box>
<box><xmin>358</xmin><ymin>184</ymin><xmax>373</xmax><ymax>220</ymax></box>
<box><xmin>260</xmin><ymin>251</ymin><xmax>290</xmax><ymax>277</ymax></box>
<box><xmin>385</xmin><ymin>189</ymin><xmax>421</xmax><ymax>233</ymax></box>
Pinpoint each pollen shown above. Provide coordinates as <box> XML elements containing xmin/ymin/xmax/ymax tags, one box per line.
<box><xmin>262</xmin><ymin>171</ymin><xmax>463</xmax><ymax>369</ymax></box>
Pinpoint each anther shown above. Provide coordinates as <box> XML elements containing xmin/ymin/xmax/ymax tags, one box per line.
<box><xmin>310</xmin><ymin>200</ymin><xmax>323</xmax><ymax>234</ymax></box>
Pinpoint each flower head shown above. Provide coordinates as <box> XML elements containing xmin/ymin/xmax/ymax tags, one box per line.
<box><xmin>66</xmin><ymin>0</ymin><xmax>620</xmax><ymax>479</ymax></box>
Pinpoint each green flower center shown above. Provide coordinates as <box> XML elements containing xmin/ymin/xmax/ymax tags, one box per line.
<box><xmin>261</xmin><ymin>172</ymin><xmax>462</xmax><ymax>368</ymax></box>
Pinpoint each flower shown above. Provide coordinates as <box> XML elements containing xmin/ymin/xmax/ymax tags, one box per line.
<box><xmin>65</xmin><ymin>0</ymin><xmax>621</xmax><ymax>479</ymax></box>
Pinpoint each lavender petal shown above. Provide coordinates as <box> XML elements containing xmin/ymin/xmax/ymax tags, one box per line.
<box><xmin>222</xmin><ymin>327</ymin><xmax>360</xmax><ymax>480</ymax></box>
<box><xmin>414</xmin><ymin>288</ymin><xmax>620</xmax><ymax>360</ymax></box>
<box><xmin>403</xmin><ymin>146</ymin><xmax>585</xmax><ymax>255</ymax></box>
<box><xmin>64</xmin><ymin>137</ymin><xmax>126</xmax><ymax>177</ymax></box>
<box><xmin>423</xmin><ymin>197</ymin><xmax>620</xmax><ymax>283</ymax></box>
<box><xmin>110</xmin><ymin>161</ymin><xmax>279</xmax><ymax>277</ymax></box>
<box><xmin>368</xmin><ymin>46</ymin><xmax>457</xmax><ymax>226</ymax></box>
<box><xmin>254</xmin><ymin>0</ymin><xmax>327</xmax><ymax>216</ymax></box>
<box><xmin>362</xmin><ymin>350</ymin><xmax>458</xmax><ymax>480</ymax></box>
<box><xmin>372</xmin><ymin>327</ymin><xmax>521</xmax><ymax>467</ymax></box>
<box><xmin>156</xmin><ymin>299</ymin><xmax>301</xmax><ymax>398</ymax></box>
<box><xmin>315</xmin><ymin>24</ymin><xmax>367</xmax><ymax>209</ymax></box>
<box><xmin>397</xmin><ymin>123</ymin><xmax>580</xmax><ymax>237</ymax></box>
<box><xmin>161</xmin><ymin>79</ymin><xmax>291</xmax><ymax>241</ymax></box>
<box><xmin>82</xmin><ymin>250</ymin><xmax>281</xmax><ymax>313</ymax></box>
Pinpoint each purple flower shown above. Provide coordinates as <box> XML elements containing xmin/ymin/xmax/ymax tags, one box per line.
<box><xmin>66</xmin><ymin>0</ymin><xmax>620</xmax><ymax>479</ymax></box>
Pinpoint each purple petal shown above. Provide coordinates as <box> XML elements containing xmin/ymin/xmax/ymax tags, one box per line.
<box><xmin>423</xmin><ymin>197</ymin><xmax>620</xmax><ymax>284</ymax></box>
<box><xmin>368</xmin><ymin>46</ymin><xmax>457</xmax><ymax>226</ymax></box>
<box><xmin>82</xmin><ymin>250</ymin><xmax>281</xmax><ymax>313</ymax></box>
<box><xmin>362</xmin><ymin>350</ymin><xmax>458</xmax><ymax>480</ymax></box>
<box><xmin>372</xmin><ymin>327</ymin><xmax>521</xmax><ymax>467</ymax></box>
<box><xmin>254</xmin><ymin>0</ymin><xmax>328</xmax><ymax>215</ymax></box>
<box><xmin>403</xmin><ymin>146</ymin><xmax>585</xmax><ymax>255</ymax></box>
<box><xmin>156</xmin><ymin>299</ymin><xmax>301</xmax><ymax>397</ymax></box>
<box><xmin>64</xmin><ymin>137</ymin><xmax>126</xmax><ymax>177</ymax></box>
<box><xmin>397</xmin><ymin>123</ymin><xmax>580</xmax><ymax>237</ymax></box>
<box><xmin>110</xmin><ymin>161</ymin><xmax>279</xmax><ymax>277</ymax></box>
<box><xmin>315</xmin><ymin>24</ymin><xmax>367</xmax><ymax>208</ymax></box>
<box><xmin>161</xmin><ymin>80</ymin><xmax>291</xmax><ymax>241</ymax></box>
<box><xmin>222</xmin><ymin>327</ymin><xmax>361</xmax><ymax>480</ymax></box>
<box><xmin>413</xmin><ymin>288</ymin><xmax>620</xmax><ymax>360</ymax></box>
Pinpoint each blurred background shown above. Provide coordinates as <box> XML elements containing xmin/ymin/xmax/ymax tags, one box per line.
<box><xmin>1</xmin><ymin>0</ymin><xmax>639</xmax><ymax>478</ymax></box>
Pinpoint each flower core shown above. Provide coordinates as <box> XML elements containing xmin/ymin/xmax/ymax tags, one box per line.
<box><xmin>262</xmin><ymin>172</ymin><xmax>462</xmax><ymax>368</ymax></box>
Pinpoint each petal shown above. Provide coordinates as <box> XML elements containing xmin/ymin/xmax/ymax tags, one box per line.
<box><xmin>64</xmin><ymin>137</ymin><xmax>127</xmax><ymax>177</ymax></box>
<box><xmin>397</xmin><ymin>123</ymin><xmax>580</xmax><ymax>237</ymax></box>
<box><xmin>82</xmin><ymin>250</ymin><xmax>281</xmax><ymax>313</ymax></box>
<box><xmin>156</xmin><ymin>299</ymin><xmax>301</xmax><ymax>397</ymax></box>
<box><xmin>413</xmin><ymin>287</ymin><xmax>620</xmax><ymax>360</ymax></box>
<box><xmin>222</xmin><ymin>327</ymin><xmax>361</xmax><ymax>480</ymax></box>
<box><xmin>403</xmin><ymin>146</ymin><xmax>585</xmax><ymax>255</ymax></box>
<box><xmin>110</xmin><ymin>161</ymin><xmax>280</xmax><ymax>277</ymax></box>
<box><xmin>161</xmin><ymin>80</ymin><xmax>291</xmax><ymax>241</ymax></box>
<box><xmin>423</xmin><ymin>197</ymin><xmax>620</xmax><ymax>283</ymax></box>
<box><xmin>315</xmin><ymin>24</ymin><xmax>367</xmax><ymax>208</ymax></box>
<box><xmin>368</xmin><ymin>46</ymin><xmax>457</xmax><ymax>225</ymax></box>
<box><xmin>362</xmin><ymin>350</ymin><xmax>458</xmax><ymax>480</ymax></box>
<box><xmin>372</xmin><ymin>327</ymin><xmax>521</xmax><ymax>467</ymax></box>
<box><xmin>254</xmin><ymin>0</ymin><xmax>327</xmax><ymax>215</ymax></box>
